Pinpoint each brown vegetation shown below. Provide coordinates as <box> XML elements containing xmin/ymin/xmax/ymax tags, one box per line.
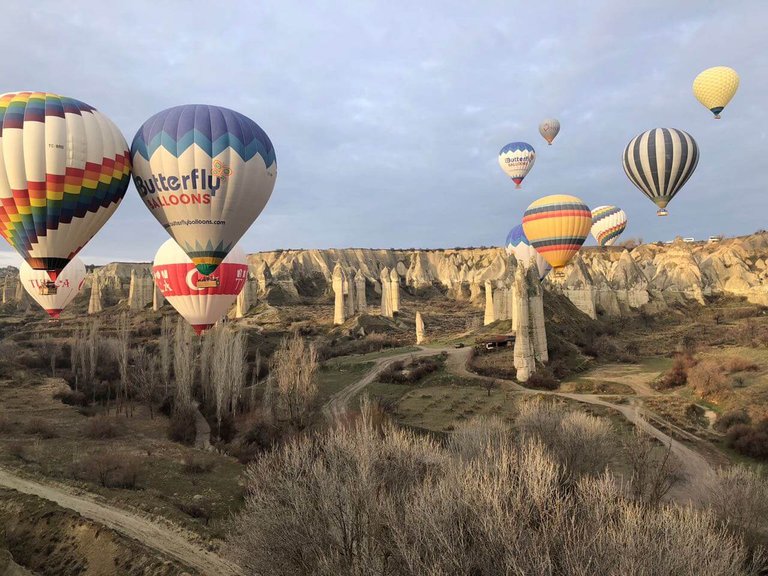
<box><xmin>378</xmin><ymin>354</ymin><xmax>444</xmax><ymax>384</ymax></box>
<box><xmin>227</xmin><ymin>404</ymin><xmax>760</xmax><ymax>576</ymax></box>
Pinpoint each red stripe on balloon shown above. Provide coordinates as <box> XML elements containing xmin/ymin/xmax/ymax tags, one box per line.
<box><xmin>152</xmin><ymin>262</ymin><xmax>248</xmax><ymax>297</ymax></box>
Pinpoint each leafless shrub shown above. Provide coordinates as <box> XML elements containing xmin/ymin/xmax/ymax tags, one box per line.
<box><xmin>448</xmin><ymin>415</ymin><xmax>512</xmax><ymax>460</ymax></box>
<box><xmin>622</xmin><ymin>429</ymin><xmax>684</xmax><ymax>506</ymax></box>
<box><xmin>726</xmin><ymin>419</ymin><xmax>768</xmax><ymax>460</ymax></box>
<box><xmin>525</xmin><ymin>366</ymin><xmax>559</xmax><ymax>390</ymax></box>
<box><xmin>83</xmin><ymin>415</ymin><xmax>123</xmax><ymax>439</ymax></box>
<box><xmin>182</xmin><ymin>453</ymin><xmax>216</xmax><ymax>474</ymax></box>
<box><xmin>688</xmin><ymin>359</ymin><xmax>731</xmax><ymax>398</ymax></box>
<box><xmin>716</xmin><ymin>409</ymin><xmax>751</xmax><ymax>432</ymax></box>
<box><xmin>228</xmin><ymin>409</ymin><xmax>758</xmax><ymax>576</ymax></box>
<box><xmin>710</xmin><ymin>465</ymin><xmax>768</xmax><ymax>547</ymax></box>
<box><xmin>24</xmin><ymin>418</ymin><xmax>58</xmax><ymax>439</ymax></box>
<box><xmin>114</xmin><ymin>312</ymin><xmax>132</xmax><ymax>415</ymax></box>
<box><xmin>656</xmin><ymin>353</ymin><xmax>690</xmax><ymax>390</ymax></box>
<box><xmin>516</xmin><ymin>399</ymin><xmax>615</xmax><ymax>482</ymax></box>
<box><xmin>74</xmin><ymin>452</ymin><xmax>142</xmax><ymax>489</ymax></box>
<box><xmin>268</xmin><ymin>333</ymin><xmax>318</xmax><ymax>429</ymax></box>
<box><xmin>209</xmin><ymin>326</ymin><xmax>247</xmax><ymax>437</ymax></box>
<box><xmin>168</xmin><ymin>404</ymin><xmax>197</xmax><ymax>445</ymax></box>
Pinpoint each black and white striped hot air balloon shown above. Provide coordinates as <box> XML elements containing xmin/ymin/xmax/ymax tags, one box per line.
<box><xmin>622</xmin><ymin>128</ymin><xmax>699</xmax><ymax>217</ymax></box>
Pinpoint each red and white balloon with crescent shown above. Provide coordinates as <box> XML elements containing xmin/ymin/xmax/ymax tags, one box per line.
<box><xmin>152</xmin><ymin>239</ymin><xmax>248</xmax><ymax>334</ymax></box>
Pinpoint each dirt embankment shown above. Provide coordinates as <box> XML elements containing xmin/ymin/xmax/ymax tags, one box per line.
<box><xmin>0</xmin><ymin>487</ymin><xmax>194</xmax><ymax>576</ymax></box>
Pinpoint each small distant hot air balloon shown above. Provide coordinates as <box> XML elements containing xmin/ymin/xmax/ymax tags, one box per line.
<box><xmin>522</xmin><ymin>195</ymin><xmax>592</xmax><ymax>271</ymax></box>
<box><xmin>0</xmin><ymin>92</ymin><xmax>131</xmax><ymax>287</ymax></box>
<box><xmin>505</xmin><ymin>224</ymin><xmax>551</xmax><ymax>280</ymax></box>
<box><xmin>152</xmin><ymin>239</ymin><xmax>248</xmax><ymax>335</ymax></box>
<box><xmin>693</xmin><ymin>66</ymin><xmax>739</xmax><ymax>119</ymax></box>
<box><xmin>538</xmin><ymin>119</ymin><xmax>560</xmax><ymax>145</ymax></box>
<box><xmin>498</xmin><ymin>142</ymin><xmax>535</xmax><ymax>188</ymax></box>
<box><xmin>622</xmin><ymin>128</ymin><xmax>699</xmax><ymax>217</ymax></box>
<box><xmin>132</xmin><ymin>105</ymin><xmax>276</xmax><ymax>282</ymax></box>
<box><xmin>590</xmin><ymin>206</ymin><xmax>627</xmax><ymax>247</ymax></box>
<box><xmin>20</xmin><ymin>257</ymin><xmax>86</xmax><ymax>319</ymax></box>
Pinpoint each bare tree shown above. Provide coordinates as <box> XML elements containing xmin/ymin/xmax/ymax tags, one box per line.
<box><xmin>87</xmin><ymin>318</ymin><xmax>99</xmax><ymax>389</ymax></box>
<box><xmin>114</xmin><ymin>312</ymin><xmax>131</xmax><ymax>415</ymax></box>
<box><xmin>173</xmin><ymin>318</ymin><xmax>196</xmax><ymax>411</ymax></box>
<box><xmin>159</xmin><ymin>315</ymin><xmax>173</xmax><ymax>397</ymax></box>
<box><xmin>270</xmin><ymin>333</ymin><xmax>319</xmax><ymax>429</ymax></box>
<box><xmin>209</xmin><ymin>326</ymin><xmax>247</xmax><ymax>437</ymax></box>
<box><xmin>622</xmin><ymin>429</ymin><xmax>684</xmax><ymax>506</ymax></box>
<box><xmin>133</xmin><ymin>346</ymin><xmax>158</xmax><ymax>419</ymax></box>
<box><xmin>710</xmin><ymin>465</ymin><xmax>768</xmax><ymax>547</ymax></box>
<box><xmin>199</xmin><ymin>329</ymin><xmax>214</xmax><ymax>404</ymax></box>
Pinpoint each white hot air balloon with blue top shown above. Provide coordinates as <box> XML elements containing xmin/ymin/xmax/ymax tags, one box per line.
<box><xmin>498</xmin><ymin>142</ymin><xmax>535</xmax><ymax>188</ymax></box>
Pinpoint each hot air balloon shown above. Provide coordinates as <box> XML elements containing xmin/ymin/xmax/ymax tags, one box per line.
<box><xmin>152</xmin><ymin>238</ymin><xmax>248</xmax><ymax>335</ymax></box>
<box><xmin>622</xmin><ymin>128</ymin><xmax>699</xmax><ymax>217</ymax></box>
<box><xmin>498</xmin><ymin>142</ymin><xmax>535</xmax><ymax>188</ymax></box>
<box><xmin>0</xmin><ymin>92</ymin><xmax>131</xmax><ymax>290</ymax></box>
<box><xmin>590</xmin><ymin>206</ymin><xmax>627</xmax><ymax>247</ymax></box>
<box><xmin>693</xmin><ymin>66</ymin><xmax>739</xmax><ymax>119</ymax></box>
<box><xmin>522</xmin><ymin>195</ymin><xmax>591</xmax><ymax>271</ymax></box>
<box><xmin>538</xmin><ymin>119</ymin><xmax>560</xmax><ymax>145</ymax></box>
<box><xmin>132</xmin><ymin>105</ymin><xmax>276</xmax><ymax>284</ymax></box>
<box><xmin>505</xmin><ymin>224</ymin><xmax>551</xmax><ymax>280</ymax></box>
<box><xmin>20</xmin><ymin>257</ymin><xmax>86</xmax><ymax>319</ymax></box>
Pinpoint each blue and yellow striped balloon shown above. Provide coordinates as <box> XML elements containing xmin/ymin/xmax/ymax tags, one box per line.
<box><xmin>522</xmin><ymin>195</ymin><xmax>592</xmax><ymax>270</ymax></box>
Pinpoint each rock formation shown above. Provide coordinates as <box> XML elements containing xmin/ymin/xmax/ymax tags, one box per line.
<box><xmin>332</xmin><ymin>263</ymin><xmax>346</xmax><ymax>325</ymax></box>
<box><xmin>390</xmin><ymin>268</ymin><xmax>400</xmax><ymax>313</ymax></box>
<box><xmin>380</xmin><ymin>267</ymin><xmax>393</xmax><ymax>318</ymax></box>
<box><xmin>88</xmin><ymin>276</ymin><xmax>103</xmax><ymax>315</ymax></box>
<box><xmin>484</xmin><ymin>281</ymin><xmax>495</xmax><ymax>325</ymax></box>
<box><xmin>236</xmin><ymin>274</ymin><xmax>259</xmax><ymax>318</ymax></box>
<box><xmin>355</xmin><ymin>269</ymin><xmax>367</xmax><ymax>311</ymax></box>
<box><xmin>527</xmin><ymin>266</ymin><xmax>548</xmax><ymax>364</ymax></box>
<box><xmin>513</xmin><ymin>265</ymin><xmax>536</xmax><ymax>382</ymax></box>
<box><xmin>128</xmin><ymin>270</ymin><xmax>153</xmax><ymax>310</ymax></box>
<box><xmin>345</xmin><ymin>270</ymin><xmax>356</xmax><ymax>318</ymax></box>
<box><xmin>152</xmin><ymin>281</ymin><xmax>165</xmax><ymax>312</ymax></box>
<box><xmin>415</xmin><ymin>311</ymin><xmax>425</xmax><ymax>344</ymax></box>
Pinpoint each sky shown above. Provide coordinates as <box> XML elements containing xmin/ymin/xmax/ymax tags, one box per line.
<box><xmin>0</xmin><ymin>0</ymin><xmax>766</xmax><ymax>266</ymax></box>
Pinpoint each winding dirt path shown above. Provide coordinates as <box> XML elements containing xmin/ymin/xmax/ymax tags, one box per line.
<box><xmin>328</xmin><ymin>345</ymin><xmax>716</xmax><ymax>504</ymax></box>
<box><xmin>0</xmin><ymin>468</ymin><xmax>243</xmax><ymax>576</ymax></box>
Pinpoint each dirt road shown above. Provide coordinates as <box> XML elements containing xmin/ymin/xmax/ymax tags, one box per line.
<box><xmin>0</xmin><ymin>468</ymin><xmax>243</xmax><ymax>576</ymax></box>
<box><xmin>328</xmin><ymin>345</ymin><xmax>715</xmax><ymax>504</ymax></box>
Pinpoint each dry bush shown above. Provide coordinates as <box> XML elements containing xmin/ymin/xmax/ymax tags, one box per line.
<box><xmin>726</xmin><ymin>419</ymin><xmax>768</xmax><ymax>460</ymax></box>
<box><xmin>168</xmin><ymin>404</ymin><xmax>197</xmax><ymax>445</ymax></box>
<box><xmin>82</xmin><ymin>416</ymin><xmax>123</xmax><ymax>440</ymax></box>
<box><xmin>723</xmin><ymin>355</ymin><xmax>759</xmax><ymax>374</ymax></box>
<box><xmin>176</xmin><ymin>498</ymin><xmax>212</xmax><ymax>525</ymax></box>
<box><xmin>0</xmin><ymin>412</ymin><xmax>13</xmax><ymax>434</ymax></box>
<box><xmin>622</xmin><ymin>429</ymin><xmax>684</xmax><ymax>506</ymax></box>
<box><xmin>227</xmin><ymin>408</ymin><xmax>759</xmax><ymax>576</ymax></box>
<box><xmin>23</xmin><ymin>418</ymin><xmax>57</xmax><ymax>439</ymax></box>
<box><xmin>516</xmin><ymin>399</ymin><xmax>615</xmax><ymax>482</ymax></box>
<box><xmin>182</xmin><ymin>453</ymin><xmax>216</xmax><ymax>474</ymax></box>
<box><xmin>688</xmin><ymin>359</ymin><xmax>730</xmax><ymax>399</ymax></box>
<box><xmin>74</xmin><ymin>452</ymin><xmax>142</xmax><ymax>489</ymax></box>
<box><xmin>379</xmin><ymin>355</ymin><xmax>443</xmax><ymax>384</ymax></box>
<box><xmin>709</xmin><ymin>465</ymin><xmax>768</xmax><ymax>547</ymax></box>
<box><xmin>53</xmin><ymin>388</ymin><xmax>88</xmax><ymax>407</ymax></box>
<box><xmin>447</xmin><ymin>415</ymin><xmax>512</xmax><ymax>460</ymax></box>
<box><xmin>656</xmin><ymin>353</ymin><xmax>690</xmax><ymax>390</ymax></box>
<box><xmin>716</xmin><ymin>409</ymin><xmax>751</xmax><ymax>432</ymax></box>
<box><xmin>525</xmin><ymin>367</ymin><xmax>559</xmax><ymax>390</ymax></box>
<box><xmin>318</xmin><ymin>333</ymin><xmax>403</xmax><ymax>360</ymax></box>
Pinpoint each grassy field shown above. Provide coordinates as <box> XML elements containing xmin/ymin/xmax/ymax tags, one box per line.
<box><xmin>559</xmin><ymin>378</ymin><xmax>635</xmax><ymax>395</ymax></box>
<box><xmin>317</xmin><ymin>361</ymin><xmax>374</xmax><ymax>404</ymax></box>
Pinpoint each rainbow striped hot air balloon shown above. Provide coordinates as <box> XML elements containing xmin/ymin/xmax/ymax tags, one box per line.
<box><xmin>505</xmin><ymin>224</ymin><xmax>551</xmax><ymax>280</ymax></box>
<box><xmin>0</xmin><ymin>92</ymin><xmax>131</xmax><ymax>282</ymax></box>
<box><xmin>522</xmin><ymin>195</ymin><xmax>592</xmax><ymax>271</ymax></box>
<box><xmin>152</xmin><ymin>239</ymin><xmax>248</xmax><ymax>335</ymax></box>
<box><xmin>590</xmin><ymin>205</ymin><xmax>627</xmax><ymax>247</ymax></box>
<box><xmin>132</xmin><ymin>104</ymin><xmax>276</xmax><ymax>280</ymax></box>
<box><xmin>498</xmin><ymin>142</ymin><xmax>535</xmax><ymax>188</ymax></box>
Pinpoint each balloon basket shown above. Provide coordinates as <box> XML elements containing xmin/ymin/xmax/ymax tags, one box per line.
<box><xmin>656</xmin><ymin>208</ymin><xmax>669</xmax><ymax>217</ymax></box>
<box><xmin>197</xmin><ymin>276</ymin><xmax>220</xmax><ymax>289</ymax></box>
<box><xmin>39</xmin><ymin>282</ymin><xmax>58</xmax><ymax>296</ymax></box>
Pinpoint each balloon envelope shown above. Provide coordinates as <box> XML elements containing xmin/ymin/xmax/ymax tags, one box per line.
<box><xmin>0</xmin><ymin>92</ymin><xmax>131</xmax><ymax>278</ymax></box>
<box><xmin>522</xmin><ymin>195</ymin><xmax>591</xmax><ymax>270</ymax></box>
<box><xmin>538</xmin><ymin>119</ymin><xmax>560</xmax><ymax>145</ymax></box>
<box><xmin>693</xmin><ymin>66</ymin><xmax>739</xmax><ymax>119</ymax></box>
<box><xmin>152</xmin><ymin>239</ymin><xmax>248</xmax><ymax>334</ymax></box>
<box><xmin>505</xmin><ymin>224</ymin><xmax>551</xmax><ymax>280</ymax></box>
<box><xmin>622</xmin><ymin>128</ymin><xmax>699</xmax><ymax>217</ymax></box>
<box><xmin>132</xmin><ymin>105</ymin><xmax>276</xmax><ymax>276</ymax></box>
<box><xmin>591</xmin><ymin>206</ymin><xmax>627</xmax><ymax>247</ymax></box>
<box><xmin>498</xmin><ymin>142</ymin><xmax>535</xmax><ymax>188</ymax></box>
<box><xmin>20</xmin><ymin>257</ymin><xmax>86</xmax><ymax>318</ymax></box>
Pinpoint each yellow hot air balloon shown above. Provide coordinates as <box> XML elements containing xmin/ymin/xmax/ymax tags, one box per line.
<box><xmin>522</xmin><ymin>194</ymin><xmax>592</xmax><ymax>271</ymax></box>
<box><xmin>693</xmin><ymin>66</ymin><xmax>739</xmax><ymax>119</ymax></box>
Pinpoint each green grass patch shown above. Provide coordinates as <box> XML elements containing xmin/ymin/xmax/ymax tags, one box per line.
<box><xmin>560</xmin><ymin>378</ymin><xmax>635</xmax><ymax>395</ymax></box>
<box><xmin>317</xmin><ymin>361</ymin><xmax>374</xmax><ymax>403</ymax></box>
